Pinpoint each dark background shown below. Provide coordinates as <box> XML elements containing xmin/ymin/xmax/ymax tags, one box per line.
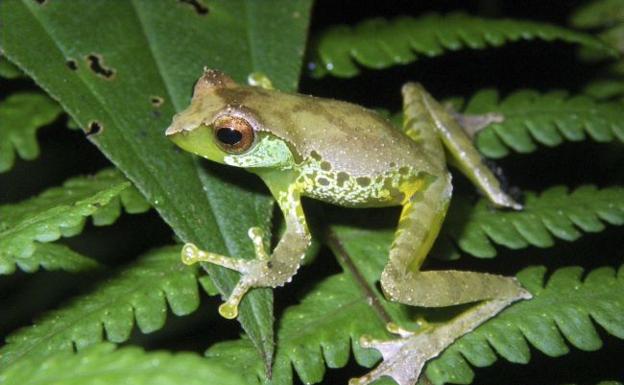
<box><xmin>1</xmin><ymin>1</ymin><xmax>622</xmax><ymax>384</ymax></box>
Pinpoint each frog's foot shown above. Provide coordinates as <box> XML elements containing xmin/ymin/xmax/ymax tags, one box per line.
<box><xmin>451</xmin><ymin>111</ymin><xmax>504</xmax><ymax>139</ymax></box>
<box><xmin>351</xmin><ymin>298</ymin><xmax>525</xmax><ymax>385</ymax></box>
<box><xmin>180</xmin><ymin>227</ymin><xmax>273</xmax><ymax>319</ymax></box>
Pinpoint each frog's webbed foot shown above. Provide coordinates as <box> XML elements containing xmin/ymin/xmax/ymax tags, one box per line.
<box><xmin>351</xmin><ymin>298</ymin><xmax>527</xmax><ymax>385</ymax></box>
<box><xmin>181</xmin><ymin>227</ymin><xmax>273</xmax><ymax>319</ymax></box>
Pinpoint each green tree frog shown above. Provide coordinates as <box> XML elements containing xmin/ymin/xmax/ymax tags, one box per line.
<box><xmin>165</xmin><ymin>69</ymin><xmax>531</xmax><ymax>385</ymax></box>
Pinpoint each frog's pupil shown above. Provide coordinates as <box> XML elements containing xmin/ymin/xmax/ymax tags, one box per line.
<box><xmin>216</xmin><ymin>127</ymin><xmax>242</xmax><ymax>145</ymax></box>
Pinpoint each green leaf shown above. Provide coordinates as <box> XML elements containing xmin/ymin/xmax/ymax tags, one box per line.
<box><xmin>0</xmin><ymin>246</ymin><xmax>200</xmax><ymax>368</ymax></box>
<box><xmin>0</xmin><ymin>55</ymin><xmax>23</xmax><ymax>78</ymax></box>
<box><xmin>0</xmin><ymin>342</ymin><xmax>246</xmax><ymax>385</ymax></box>
<box><xmin>3</xmin><ymin>242</ymin><xmax>98</xmax><ymax>275</ymax></box>
<box><xmin>464</xmin><ymin>89</ymin><xmax>624</xmax><ymax>158</ymax></box>
<box><xmin>427</xmin><ymin>264</ymin><xmax>624</xmax><ymax>385</ymax></box>
<box><xmin>0</xmin><ymin>169</ymin><xmax>149</xmax><ymax>274</ymax></box>
<box><xmin>0</xmin><ymin>92</ymin><xmax>63</xmax><ymax>172</ymax></box>
<box><xmin>0</xmin><ymin>0</ymin><xmax>313</xmax><ymax>365</ymax></box>
<box><xmin>444</xmin><ymin>185</ymin><xmax>624</xmax><ymax>258</ymax></box>
<box><xmin>309</xmin><ymin>13</ymin><xmax>615</xmax><ymax>78</ymax></box>
<box><xmin>570</xmin><ymin>0</ymin><xmax>624</xmax><ymax>28</ymax></box>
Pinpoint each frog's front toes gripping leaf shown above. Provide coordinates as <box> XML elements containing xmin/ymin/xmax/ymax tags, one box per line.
<box><xmin>181</xmin><ymin>227</ymin><xmax>271</xmax><ymax>319</ymax></box>
<box><xmin>352</xmin><ymin>297</ymin><xmax>529</xmax><ymax>385</ymax></box>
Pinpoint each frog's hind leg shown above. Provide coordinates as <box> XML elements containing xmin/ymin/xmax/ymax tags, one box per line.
<box><xmin>369</xmin><ymin>175</ymin><xmax>530</xmax><ymax>385</ymax></box>
<box><xmin>356</xmin><ymin>84</ymin><xmax>531</xmax><ymax>385</ymax></box>
<box><xmin>380</xmin><ymin>175</ymin><xmax>528</xmax><ymax>306</ymax></box>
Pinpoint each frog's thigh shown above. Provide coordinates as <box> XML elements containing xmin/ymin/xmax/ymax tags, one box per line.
<box><xmin>402</xmin><ymin>83</ymin><xmax>519</xmax><ymax>209</ymax></box>
<box><xmin>380</xmin><ymin>173</ymin><xmax>524</xmax><ymax>307</ymax></box>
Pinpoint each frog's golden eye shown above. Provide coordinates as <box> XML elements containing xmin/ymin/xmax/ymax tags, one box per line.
<box><xmin>213</xmin><ymin>116</ymin><xmax>255</xmax><ymax>153</ymax></box>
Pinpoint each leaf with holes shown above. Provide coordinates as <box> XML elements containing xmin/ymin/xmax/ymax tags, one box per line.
<box><xmin>0</xmin><ymin>92</ymin><xmax>63</xmax><ymax>172</ymax></box>
<box><xmin>0</xmin><ymin>246</ymin><xmax>200</xmax><ymax>368</ymax></box>
<box><xmin>0</xmin><ymin>0</ymin><xmax>313</xmax><ymax>366</ymax></box>
<box><xmin>463</xmin><ymin>89</ymin><xmax>624</xmax><ymax>158</ymax></box>
<box><xmin>0</xmin><ymin>168</ymin><xmax>149</xmax><ymax>274</ymax></box>
<box><xmin>309</xmin><ymin>13</ymin><xmax>615</xmax><ymax>78</ymax></box>
<box><xmin>0</xmin><ymin>342</ymin><xmax>245</xmax><ymax>385</ymax></box>
<box><xmin>444</xmin><ymin>185</ymin><xmax>624</xmax><ymax>258</ymax></box>
<box><xmin>427</xmin><ymin>264</ymin><xmax>624</xmax><ymax>385</ymax></box>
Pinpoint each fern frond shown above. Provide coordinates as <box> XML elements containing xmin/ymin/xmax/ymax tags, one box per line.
<box><xmin>570</xmin><ymin>0</ymin><xmax>624</xmax><ymax>28</ymax></box>
<box><xmin>427</xmin><ymin>264</ymin><xmax>624</xmax><ymax>385</ymax></box>
<box><xmin>0</xmin><ymin>92</ymin><xmax>63</xmax><ymax>172</ymax></box>
<box><xmin>445</xmin><ymin>185</ymin><xmax>624</xmax><ymax>258</ymax></box>
<box><xmin>3</xmin><ymin>242</ymin><xmax>98</xmax><ymax>275</ymax></box>
<box><xmin>0</xmin><ymin>169</ymin><xmax>150</xmax><ymax>273</ymax></box>
<box><xmin>463</xmin><ymin>89</ymin><xmax>624</xmax><ymax>158</ymax></box>
<box><xmin>0</xmin><ymin>246</ymin><xmax>199</xmax><ymax>368</ymax></box>
<box><xmin>0</xmin><ymin>343</ymin><xmax>245</xmax><ymax>385</ymax></box>
<box><xmin>309</xmin><ymin>13</ymin><xmax>614</xmax><ymax>78</ymax></box>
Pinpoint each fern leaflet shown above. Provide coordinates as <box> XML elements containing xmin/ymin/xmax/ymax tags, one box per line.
<box><xmin>0</xmin><ymin>169</ymin><xmax>149</xmax><ymax>273</ymax></box>
<box><xmin>309</xmin><ymin>13</ymin><xmax>615</xmax><ymax>78</ymax></box>
<box><xmin>444</xmin><ymin>185</ymin><xmax>624</xmax><ymax>258</ymax></box>
<box><xmin>4</xmin><ymin>242</ymin><xmax>98</xmax><ymax>274</ymax></box>
<box><xmin>0</xmin><ymin>92</ymin><xmax>63</xmax><ymax>172</ymax></box>
<box><xmin>427</xmin><ymin>264</ymin><xmax>624</xmax><ymax>385</ymax></box>
<box><xmin>0</xmin><ymin>343</ymin><xmax>245</xmax><ymax>385</ymax></box>
<box><xmin>0</xmin><ymin>246</ymin><xmax>199</xmax><ymax>368</ymax></box>
<box><xmin>463</xmin><ymin>89</ymin><xmax>624</xmax><ymax>158</ymax></box>
<box><xmin>570</xmin><ymin>0</ymin><xmax>624</xmax><ymax>28</ymax></box>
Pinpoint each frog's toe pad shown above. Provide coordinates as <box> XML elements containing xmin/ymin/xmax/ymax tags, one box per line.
<box><xmin>181</xmin><ymin>243</ymin><xmax>201</xmax><ymax>265</ymax></box>
<box><xmin>218</xmin><ymin>302</ymin><xmax>239</xmax><ymax>319</ymax></box>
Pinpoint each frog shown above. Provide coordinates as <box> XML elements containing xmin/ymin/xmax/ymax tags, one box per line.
<box><xmin>165</xmin><ymin>68</ymin><xmax>531</xmax><ymax>385</ymax></box>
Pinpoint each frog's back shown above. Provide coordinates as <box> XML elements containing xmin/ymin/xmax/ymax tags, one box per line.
<box><xmin>212</xmin><ymin>86</ymin><xmax>445</xmax><ymax>206</ymax></box>
<box><xmin>216</xmin><ymin>86</ymin><xmax>440</xmax><ymax>174</ymax></box>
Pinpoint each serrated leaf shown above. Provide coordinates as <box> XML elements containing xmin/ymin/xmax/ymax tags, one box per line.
<box><xmin>0</xmin><ymin>92</ymin><xmax>63</xmax><ymax>172</ymax></box>
<box><xmin>0</xmin><ymin>246</ymin><xmax>200</xmax><ymax>368</ymax></box>
<box><xmin>444</xmin><ymin>185</ymin><xmax>624</xmax><ymax>258</ymax></box>
<box><xmin>0</xmin><ymin>342</ymin><xmax>245</xmax><ymax>385</ymax></box>
<box><xmin>0</xmin><ymin>168</ymin><xmax>149</xmax><ymax>273</ymax></box>
<box><xmin>0</xmin><ymin>0</ymin><xmax>313</xmax><ymax>366</ymax></box>
<box><xmin>309</xmin><ymin>13</ymin><xmax>615</xmax><ymax>78</ymax></box>
<box><xmin>463</xmin><ymin>89</ymin><xmax>624</xmax><ymax>158</ymax></box>
<box><xmin>427</xmin><ymin>264</ymin><xmax>624</xmax><ymax>385</ymax></box>
<box><xmin>2</xmin><ymin>242</ymin><xmax>98</xmax><ymax>275</ymax></box>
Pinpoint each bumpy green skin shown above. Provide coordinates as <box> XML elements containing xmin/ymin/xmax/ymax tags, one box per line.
<box><xmin>166</xmin><ymin>69</ymin><xmax>530</xmax><ymax>385</ymax></box>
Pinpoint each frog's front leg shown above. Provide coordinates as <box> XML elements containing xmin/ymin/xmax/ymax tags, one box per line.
<box><xmin>182</xmin><ymin>182</ymin><xmax>310</xmax><ymax>319</ymax></box>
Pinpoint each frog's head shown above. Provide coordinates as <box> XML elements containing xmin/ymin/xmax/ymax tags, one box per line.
<box><xmin>165</xmin><ymin>68</ymin><xmax>295</xmax><ymax>170</ymax></box>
